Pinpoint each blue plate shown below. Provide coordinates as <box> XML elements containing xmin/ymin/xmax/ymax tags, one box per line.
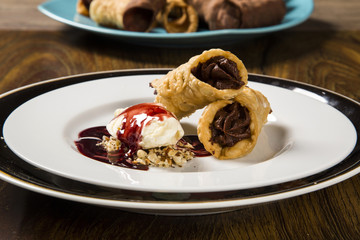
<box><xmin>38</xmin><ymin>0</ymin><xmax>314</xmax><ymax>47</ymax></box>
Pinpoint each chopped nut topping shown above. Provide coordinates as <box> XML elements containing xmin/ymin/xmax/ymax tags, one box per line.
<box><xmin>97</xmin><ymin>136</ymin><xmax>120</xmax><ymax>152</ymax></box>
<box><xmin>99</xmin><ymin>136</ymin><xmax>194</xmax><ymax>168</ymax></box>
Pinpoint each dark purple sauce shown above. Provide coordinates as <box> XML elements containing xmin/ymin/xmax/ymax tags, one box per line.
<box><xmin>75</xmin><ymin>126</ymin><xmax>148</xmax><ymax>170</ymax></box>
<box><xmin>74</xmin><ymin>127</ymin><xmax>210</xmax><ymax>170</ymax></box>
<box><xmin>180</xmin><ymin>135</ymin><xmax>212</xmax><ymax>157</ymax></box>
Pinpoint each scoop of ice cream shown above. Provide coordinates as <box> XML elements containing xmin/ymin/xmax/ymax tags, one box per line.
<box><xmin>106</xmin><ymin>103</ymin><xmax>184</xmax><ymax>149</ymax></box>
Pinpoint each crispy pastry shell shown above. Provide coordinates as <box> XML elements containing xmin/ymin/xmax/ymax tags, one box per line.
<box><xmin>157</xmin><ymin>0</ymin><xmax>198</xmax><ymax>33</ymax></box>
<box><xmin>76</xmin><ymin>0</ymin><xmax>90</xmax><ymax>16</ymax></box>
<box><xmin>89</xmin><ymin>0</ymin><xmax>130</xmax><ymax>29</ymax></box>
<box><xmin>197</xmin><ymin>87</ymin><xmax>271</xmax><ymax>159</ymax></box>
<box><xmin>151</xmin><ymin>48</ymin><xmax>248</xmax><ymax>119</ymax></box>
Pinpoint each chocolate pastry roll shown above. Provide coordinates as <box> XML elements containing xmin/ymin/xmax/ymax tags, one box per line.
<box><xmin>90</xmin><ymin>0</ymin><xmax>166</xmax><ymax>32</ymax></box>
<box><xmin>188</xmin><ymin>0</ymin><xmax>286</xmax><ymax>30</ymax></box>
<box><xmin>157</xmin><ymin>0</ymin><xmax>199</xmax><ymax>33</ymax></box>
<box><xmin>150</xmin><ymin>49</ymin><xmax>248</xmax><ymax>119</ymax></box>
<box><xmin>76</xmin><ymin>0</ymin><xmax>93</xmax><ymax>16</ymax></box>
<box><xmin>198</xmin><ymin>87</ymin><xmax>271</xmax><ymax>159</ymax></box>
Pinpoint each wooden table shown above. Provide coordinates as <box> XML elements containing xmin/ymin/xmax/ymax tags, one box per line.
<box><xmin>0</xmin><ymin>0</ymin><xmax>359</xmax><ymax>239</ymax></box>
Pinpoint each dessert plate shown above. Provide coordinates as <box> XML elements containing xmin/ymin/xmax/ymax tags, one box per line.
<box><xmin>0</xmin><ymin>70</ymin><xmax>359</xmax><ymax>215</ymax></box>
<box><xmin>3</xmin><ymin>71</ymin><xmax>356</xmax><ymax>193</ymax></box>
<box><xmin>38</xmin><ymin>0</ymin><xmax>314</xmax><ymax>47</ymax></box>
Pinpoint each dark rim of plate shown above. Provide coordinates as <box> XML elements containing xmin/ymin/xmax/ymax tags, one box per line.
<box><xmin>0</xmin><ymin>69</ymin><xmax>359</xmax><ymax>204</ymax></box>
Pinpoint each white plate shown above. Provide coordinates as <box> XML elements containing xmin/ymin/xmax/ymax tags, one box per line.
<box><xmin>3</xmin><ymin>72</ymin><xmax>357</xmax><ymax>194</ymax></box>
<box><xmin>0</xmin><ymin>70</ymin><xmax>359</xmax><ymax>215</ymax></box>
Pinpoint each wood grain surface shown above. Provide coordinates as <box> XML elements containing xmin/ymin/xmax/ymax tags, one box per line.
<box><xmin>0</xmin><ymin>0</ymin><xmax>360</xmax><ymax>239</ymax></box>
<box><xmin>0</xmin><ymin>30</ymin><xmax>358</xmax><ymax>101</ymax></box>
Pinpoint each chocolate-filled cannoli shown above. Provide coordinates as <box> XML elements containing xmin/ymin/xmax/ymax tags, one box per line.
<box><xmin>197</xmin><ymin>87</ymin><xmax>271</xmax><ymax>159</ymax></box>
<box><xmin>157</xmin><ymin>0</ymin><xmax>199</xmax><ymax>33</ymax></box>
<box><xmin>188</xmin><ymin>0</ymin><xmax>286</xmax><ymax>30</ymax></box>
<box><xmin>90</xmin><ymin>0</ymin><xmax>166</xmax><ymax>32</ymax></box>
<box><xmin>150</xmin><ymin>49</ymin><xmax>248</xmax><ymax>119</ymax></box>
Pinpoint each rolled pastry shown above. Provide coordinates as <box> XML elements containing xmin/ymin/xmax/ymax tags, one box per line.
<box><xmin>188</xmin><ymin>0</ymin><xmax>286</xmax><ymax>30</ymax></box>
<box><xmin>76</xmin><ymin>0</ymin><xmax>93</xmax><ymax>16</ymax></box>
<box><xmin>90</xmin><ymin>0</ymin><xmax>166</xmax><ymax>32</ymax></box>
<box><xmin>157</xmin><ymin>0</ymin><xmax>199</xmax><ymax>33</ymax></box>
<box><xmin>197</xmin><ymin>87</ymin><xmax>271</xmax><ymax>159</ymax></box>
<box><xmin>151</xmin><ymin>49</ymin><xmax>248</xmax><ymax>119</ymax></box>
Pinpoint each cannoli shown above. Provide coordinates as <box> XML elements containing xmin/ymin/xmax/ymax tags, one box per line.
<box><xmin>188</xmin><ymin>0</ymin><xmax>286</xmax><ymax>30</ymax></box>
<box><xmin>151</xmin><ymin>49</ymin><xmax>248</xmax><ymax>119</ymax></box>
<box><xmin>197</xmin><ymin>87</ymin><xmax>271</xmax><ymax>159</ymax></box>
<box><xmin>89</xmin><ymin>0</ymin><xmax>166</xmax><ymax>32</ymax></box>
<box><xmin>76</xmin><ymin>0</ymin><xmax>93</xmax><ymax>16</ymax></box>
<box><xmin>157</xmin><ymin>0</ymin><xmax>199</xmax><ymax>33</ymax></box>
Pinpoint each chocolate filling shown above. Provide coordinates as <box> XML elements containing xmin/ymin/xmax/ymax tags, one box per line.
<box><xmin>123</xmin><ymin>8</ymin><xmax>154</xmax><ymax>32</ymax></box>
<box><xmin>191</xmin><ymin>56</ymin><xmax>245</xmax><ymax>90</ymax></box>
<box><xmin>81</xmin><ymin>0</ymin><xmax>93</xmax><ymax>10</ymax></box>
<box><xmin>213</xmin><ymin>1</ymin><xmax>242</xmax><ymax>30</ymax></box>
<box><xmin>210</xmin><ymin>102</ymin><xmax>251</xmax><ymax>147</ymax></box>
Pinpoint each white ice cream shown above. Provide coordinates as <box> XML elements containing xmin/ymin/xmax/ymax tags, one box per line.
<box><xmin>106</xmin><ymin>108</ymin><xmax>126</xmax><ymax>139</ymax></box>
<box><xmin>106</xmin><ymin>106</ymin><xmax>184</xmax><ymax>149</ymax></box>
